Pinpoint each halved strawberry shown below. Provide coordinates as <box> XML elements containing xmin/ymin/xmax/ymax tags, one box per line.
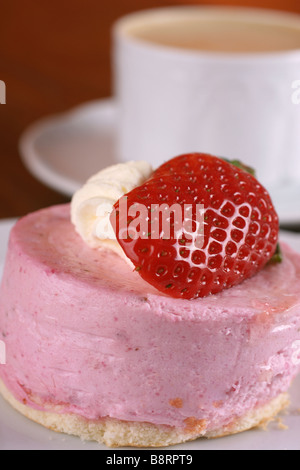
<box><xmin>111</xmin><ymin>153</ymin><xmax>279</xmax><ymax>300</ymax></box>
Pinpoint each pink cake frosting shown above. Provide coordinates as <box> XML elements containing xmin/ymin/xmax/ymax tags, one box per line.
<box><xmin>0</xmin><ymin>204</ymin><xmax>300</xmax><ymax>431</ymax></box>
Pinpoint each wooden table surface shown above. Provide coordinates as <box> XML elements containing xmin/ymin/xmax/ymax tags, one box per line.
<box><xmin>0</xmin><ymin>0</ymin><xmax>300</xmax><ymax>224</ymax></box>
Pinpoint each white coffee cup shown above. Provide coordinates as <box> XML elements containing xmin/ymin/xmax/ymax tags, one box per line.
<box><xmin>113</xmin><ymin>6</ymin><xmax>300</xmax><ymax>191</ymax></box>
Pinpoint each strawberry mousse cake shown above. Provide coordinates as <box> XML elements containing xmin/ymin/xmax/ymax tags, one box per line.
<box><xmin>0</xmin><ymin>153</ymin><xmax>300</xmax><ymax>448</ymax></box>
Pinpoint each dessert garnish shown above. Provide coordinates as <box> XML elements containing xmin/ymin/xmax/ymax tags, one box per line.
<box><xmin>111</xmin><ymin>153</ymin><xmax>280</xmax><ymax>299</ymax></box>
<box><xmin>71</xmin><ymin>160</ymin><xmax>153</xmax><ymax>263</ymax></box>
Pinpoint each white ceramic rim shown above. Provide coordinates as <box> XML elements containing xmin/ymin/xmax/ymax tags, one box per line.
<box><xmin>113</xmin><ymin>6</ymin><xmax>300</xmax><ymax>62</ymax></box>
<box><xmin>19</xmin><ymin>99</ymin><xmax>115</xmax><ymax>197</ymax></box>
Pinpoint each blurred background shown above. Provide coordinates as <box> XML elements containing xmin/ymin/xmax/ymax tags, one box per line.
<box><xmin>0</xmin><ymin>0</ymin><xmax>300</xmax><ymax>220</ymax></box>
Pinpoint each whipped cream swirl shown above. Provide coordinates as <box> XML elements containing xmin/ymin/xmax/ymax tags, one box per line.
<box><xmin>71</xmin><ymin>161</ymin><xmax>153</xmax><ymax>259</ymax></box>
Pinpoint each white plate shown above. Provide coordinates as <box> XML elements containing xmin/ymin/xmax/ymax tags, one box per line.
<box><xmin>19</xmin><ymin>99</ymin><xmax>300</xmax><ymax>226</ymax></box>
<box><xmin>0</xmin><ymin>219</ymin><xmax>300</xmax><ymax>449</ymax></box>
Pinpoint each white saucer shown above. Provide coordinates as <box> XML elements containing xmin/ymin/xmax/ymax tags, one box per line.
<box><xmin>19</xmin><ymin>99</ymin><xmax>118</xmax><ymax>197</ymax></box>
<box><xmin>0</xmin><ymin>220</ymin><xmax>300</xmax><ymax>449</ymax></box>
<box><xmin>19</xmin><ymin>98</ymin><xmax>300</xmax><ymax>225</ymax></box>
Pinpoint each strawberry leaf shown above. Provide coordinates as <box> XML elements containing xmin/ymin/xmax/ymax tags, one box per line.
<box><xmin>222</xmin><ymin>158</ymin><xmax>256</xmax><ymax>177</ymax></box>
<box><xmin>268</xmin><ymin>243</ymin><xmax>283</xmax><ymax>264</ymax></box>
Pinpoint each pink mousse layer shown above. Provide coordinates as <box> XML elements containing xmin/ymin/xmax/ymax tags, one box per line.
<box><xmin>1</xmin><ymin>204</ymin><xmax>300</xmax><ymax>431</ymax></box>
